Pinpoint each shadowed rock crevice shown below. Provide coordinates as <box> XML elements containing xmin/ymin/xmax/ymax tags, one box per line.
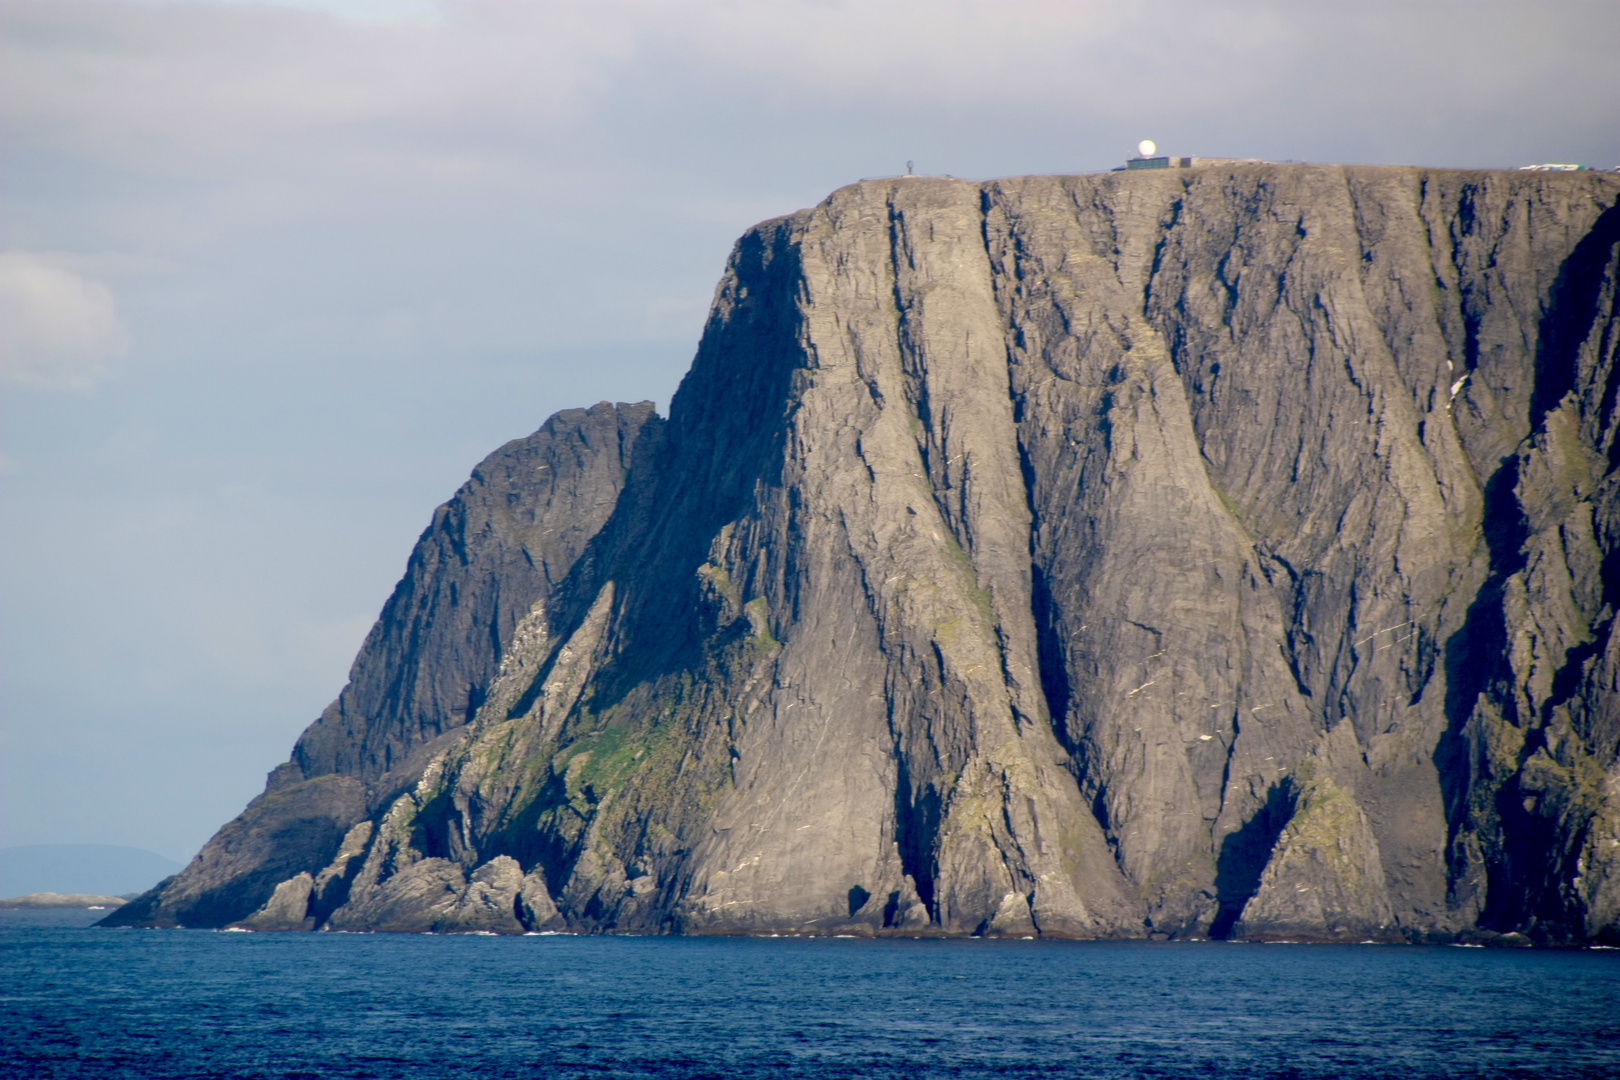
<box><xmin>893</xmin><ymin>758</ymin><xmax>942</xmax><ymax>919</ymax></box>
<box><xmin>1210</xmin><ymin>783</ymin><xmax>1294</xmax><ymax>939</ymax></box>
<box><xmin>1029</xmin><ymin>564</ymin><xmax>1072</xmax><ymax>744</ymax></box>
<box><xmin>1531</xmin><ymin>204</ymin><xmax>1620</xmax><ymax>434</ymax></box>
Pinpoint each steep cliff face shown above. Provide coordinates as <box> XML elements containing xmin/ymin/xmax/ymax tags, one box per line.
<box><xmin>104</xmin><ymin>401</ymin><xmax>660</xmax><ymax>928</ymax></box>
<box><xmin>109</xmin><ymin>165</ymin><xmax>1620</xmax><ymax>943</ymax></box>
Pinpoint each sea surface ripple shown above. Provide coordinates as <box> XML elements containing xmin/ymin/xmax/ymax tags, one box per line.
<box><xmin>2</xmin><ymin>909</ymin><xmax>1618</xmax><ymax>1078</ymax></box>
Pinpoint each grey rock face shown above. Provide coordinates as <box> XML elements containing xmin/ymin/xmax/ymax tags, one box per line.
<box><xmin>291</xmin><ymin>400</ymin><xmax>663</xmax><ymax>788</ymax></box>
<box><xmin>110</xmin><ymin>166</ymin><xmax>1620</xmax><ymax>943</ymax></box>
<box><xmin>104</xmin><ymin>773</ymin><xmax>365</xmax><ymax>929</ymax></box>
<box><xmin>104</xmin><ymin>402</ymin><xmax>659</xmax><ymax>929</ymax></box>
<box><xmin>234</xmin><ymin>873</ymin><xmax>316</xmax><ymax>931</ymax></box>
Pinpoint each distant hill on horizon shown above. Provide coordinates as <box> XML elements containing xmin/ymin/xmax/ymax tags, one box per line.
<box><xmin>0</xmin><ymin>892</ymin><xmax>129</xmax><ymax>909</ymax></box>
<box><xmin>0</xmin><ymin>844</ymin><xmax>185</xmax><ymax>899</ymax></box>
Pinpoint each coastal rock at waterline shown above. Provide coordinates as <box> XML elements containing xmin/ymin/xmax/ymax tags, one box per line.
<box><xmin>108</xmin><ymin>773</ymin><xmax>366</xmax><ymax>929</ymax></box>
<box><xmin>237</xmin><ymin>855</ymin><xmax>560</xmax><ymax>935</ymax></box>
<box><xmin>1229</xmin><ymin>729</ymin><xmax>1397</xmax><ymax>941</ymax></box>
<box><xmin>320</xmin><ymin>855</ymin><xmax>557</xmax><ymax>934</ymax></box>
<box><xmin>235</xmin><ymin>873</ymin><xmax>316</xmax><ymax>931</ymax></box>
<box><xmin>109</xmin><ymin>165</ymin><xmax>1620</xmax><ymax>944</ymax></box>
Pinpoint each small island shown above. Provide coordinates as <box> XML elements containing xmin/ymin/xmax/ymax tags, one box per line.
<box><xmin>1</xmin><ymin>892</ymin><xmax>129</xmax><ymax>910</ymax></box>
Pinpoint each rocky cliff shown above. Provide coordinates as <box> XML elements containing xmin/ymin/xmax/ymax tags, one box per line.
<box><xmin>106</xmin><ymin>164</ymin><xmax>1620</xmax><ymax>943</ymax></box>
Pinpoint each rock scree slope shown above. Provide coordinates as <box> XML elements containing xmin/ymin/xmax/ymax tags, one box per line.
<box><xmin>106</xmin><ymin>165</ymin><xmax>1620</xmax><ymax>943</ymax></box>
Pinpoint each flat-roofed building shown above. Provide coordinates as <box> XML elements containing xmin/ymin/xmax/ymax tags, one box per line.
<box><xmin>1117</xmin><ymin>154</ymin><xmax>1267</xmax><ymax>171</ymax></box>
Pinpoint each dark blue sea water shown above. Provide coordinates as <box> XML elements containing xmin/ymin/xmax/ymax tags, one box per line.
<box><xmin>3</xmin><ymin>909</ymin><xmax>1618</xmax><ymax>1079</ymax></box>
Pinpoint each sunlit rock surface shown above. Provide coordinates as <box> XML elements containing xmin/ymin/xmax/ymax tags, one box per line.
<box><xmin>107</xmin><ymin>166</ymin><xmax>1620</xmax><ymax>943</ymax></box>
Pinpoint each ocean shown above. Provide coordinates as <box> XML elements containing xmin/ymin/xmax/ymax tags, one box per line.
<box><xmin>3</xmin><ymin>908</ymin><xmax>1617</xmax><ymax>1078</ymax></box>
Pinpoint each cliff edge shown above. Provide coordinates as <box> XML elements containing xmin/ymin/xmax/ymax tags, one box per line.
<box><xmin>107</xmin><ymin>164</ymin><xmax>1620</xmax><ymax>943</ymax></box>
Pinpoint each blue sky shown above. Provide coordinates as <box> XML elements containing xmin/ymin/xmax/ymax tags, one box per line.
<box><xmin>3</xmin><ymin>0</ymin><xmax>1618</xmax><ymax>862</ymax></box>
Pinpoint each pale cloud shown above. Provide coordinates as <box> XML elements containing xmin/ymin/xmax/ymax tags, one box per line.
<box><xmin>2</xmin><ymin>1</ymin><xmax>632</xmax><ymax>175</ymax></box>
<box><xmin>0</xmin><ymin>253</ymin><xmax>130</xmax><ymax>390</ymax></box>
<box><xmin>8</xmin><ymin>0</ymin><xmax>1612</xmax><ymax>189</ymax></box>
<box><xmin>211</xmin><ymin>0</ymin><xmax>442</xmax><ymax>22</ymax></box>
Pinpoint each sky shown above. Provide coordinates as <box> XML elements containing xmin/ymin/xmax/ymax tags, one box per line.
<box><xmin>3</xmin><ymin>0</ymin><xmax>1618</xmax><ymax>864</ymax></box>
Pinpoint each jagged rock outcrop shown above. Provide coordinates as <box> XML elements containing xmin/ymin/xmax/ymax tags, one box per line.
<box><xmin>107</xmin><ymin>165</ymin><xmax>1620</xmax><ymax>943</ymax></box>
<box><xmin>105</xmin><ymin>401</ymin><xmax>659</xmax><ymax>929</ymax></box>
